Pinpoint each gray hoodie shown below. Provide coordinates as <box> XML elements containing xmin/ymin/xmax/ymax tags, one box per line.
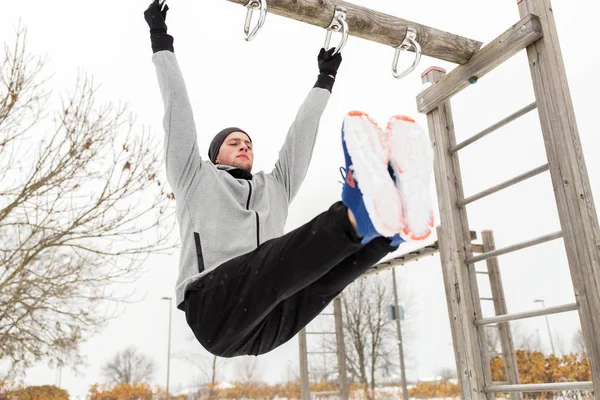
<box><xmin>152</xmin><ymin>51</ymin><xmax>331</xmax><ymax>308</ymax></box>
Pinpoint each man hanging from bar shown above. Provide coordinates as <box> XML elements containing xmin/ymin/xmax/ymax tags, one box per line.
<box><xmin>144</xmin><ymin>0</ymin><xmax>434</xmax><ymax>357</ymax></box>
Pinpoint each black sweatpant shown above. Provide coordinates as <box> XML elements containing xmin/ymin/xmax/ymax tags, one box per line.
<box><xmin>184</xmin><ymin>201</ymin><xmax>397</xmax><ymax>357</ymax></box>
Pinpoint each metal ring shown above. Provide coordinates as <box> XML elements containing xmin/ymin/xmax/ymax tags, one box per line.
<box><xmin>158</xmin><ymin>0</ymin><xmax>167</xmax><ymax>10</ymax></box>
<box><xmin>392</xmin><ymin>28</ymin><xmax>422</xmax><ymax>79</ymax></box>
<box><xmin>324</xmin><ymin>6</ymin><xmax>348</xmax><ymax>56</ymax></box>
<box><xmin>244</xmin><ymin>0</ymin><xmax>267</xmax><ymax>42</ymax></box>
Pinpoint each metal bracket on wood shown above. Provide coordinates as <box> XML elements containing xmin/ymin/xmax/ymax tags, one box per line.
<box><xmin>324</xmin><ymin>6</ymin><xmax>349</xmax><ymax>55</ymax></box>
<box><xmin>244</xmin><ymin>0</ymin><xmax>268</xmax><ymax>41</ymax></box>
<box><xmin>392</xmin><ymin>27</ymin><xmax>422</xmax><ymax>79</ymax></box>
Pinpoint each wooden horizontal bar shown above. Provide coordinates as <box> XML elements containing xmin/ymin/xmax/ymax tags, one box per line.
<box><xmin>451</xmin><ymin>102</ymin><xmax>537</xmax><ymax>153</ymax></box>
<box><xmin>485</xmin><ymin>381</ymin><xmax>594</xmax><ymax>393</ymax></box>
<box><xmin>365</xmin><ymin>231</ymin><xmax>480</xmax><ymax>276</ymax></box>
<box><xmin>476</xmin><ymin>303</ymin><xmax>578</xmax><ymax>326</ymax></box>
<box><xmin>366</xmin><ymin>243</ymin><xmax>439</xmax><ymax>276</ymax></box>
<box><xmin>224</xmin><ymin>0</ymin><xmax>482</xmax><ymax>64</ymax></box>
<box><xmin>417</xmin><ymin>14</ymin><xmax>543</xmax><ymax>114</ymax></box>
<box><xmin>459</xmin><ymin>164</ymin><xmax>549</xmax><ymax>207</ymax></box>
<box><xmin>466</xmin><ymin>231</ymin><xmax>562</xmax><ymax>264</ymax></box>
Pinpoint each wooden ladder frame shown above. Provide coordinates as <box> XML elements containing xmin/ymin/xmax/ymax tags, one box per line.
<box><xmin>231</xmin><ymin>0</ymin><xmax>600</xmax><ymax>396</ymax></box>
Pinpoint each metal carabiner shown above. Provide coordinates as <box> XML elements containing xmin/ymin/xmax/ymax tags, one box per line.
<box><xmin>244</xmin><ymin>0</ymin><xmax>267</xmax><ymax>42</ymax></box>
<box><xmin>158</xmin><ymin>0</ymin><xmax>167</xmax><ymax>10</ymax></box>
<box><xmin>392</xmin><ymin>28</ymin><xmax>422</xmax><ymax>79</ymax></box>
<box><xmin>324</xmin><ymin>6</ymin><xmax>348</xmax><ymax>56</ymax></box>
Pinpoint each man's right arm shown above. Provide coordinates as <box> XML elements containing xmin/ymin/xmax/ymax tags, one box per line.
<box><xmin>145</xmin><ymin>1</ymin><xmax>202</xmax><ymax>199</ymax></box>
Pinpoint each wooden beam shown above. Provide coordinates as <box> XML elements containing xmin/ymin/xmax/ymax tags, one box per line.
<box><xmin>365</xmin><ymin>243</ymin><xmax>439</xmax><ymax>276</ymax></box>
<box><xmin>417</xmin><ymin>14</ymin><xmax>542</xmax><ymax>114</ymax></box>
<box><xmin>333</xmin><ymin>297</ymin><xmax>349</xmax><ymax>400</ymax></box>
<box><xmin>298</xmin><ymin>328</ymin><xmax>310</xmax><ymax>400</ymax></box>
<box><xmin>518</xmin><ymin>0</ymin><xmax>600</xmax><ymax>392</ymax></box>
<box><xmin>224</xmin><ymin>0</ymin><xmax>482</xmax><ymax>64</ymax></box>
<box><xmin>424</xmin><ymin>68</ymin><xmax>491</xmax><ymax>399</ymax></box>
<box><xmin>365</xmin><ymin>231</ymin><xmax>479</xmax><ymax>276</ymax></box>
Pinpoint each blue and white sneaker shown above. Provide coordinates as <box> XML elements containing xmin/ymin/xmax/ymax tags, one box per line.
<box><xmin>386</xmin><ymin>115</ymin><xmax>434</xmax><ymax>241</ymax></box>
<box><xmin>341</xmin><ymin>111</ymin><xmax>405</xmax><ymax>244</ymax></box>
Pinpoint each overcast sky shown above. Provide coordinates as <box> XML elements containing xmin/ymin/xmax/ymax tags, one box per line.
<box><xmin>2</xmin><ymin>0</ymin><xmax>600</xmax><ymax>398</ymax></box>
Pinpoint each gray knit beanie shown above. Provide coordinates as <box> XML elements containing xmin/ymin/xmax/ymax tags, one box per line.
<box><xmin>208</xmin><ymin>127</ymin><xmax>251</xmax><ymax>164</ymax></box>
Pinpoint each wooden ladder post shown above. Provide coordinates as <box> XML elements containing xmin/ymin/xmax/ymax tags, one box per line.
<box><xmin>423</xmin><ymin>67</ymin><xmax>492</xmax><ymax>399</ymax></box>
<box><xmin>298</xmin><ymin>328</ymin><xmax>311</xmax><ymax>400</ymax></box>
<box><xmin>518</xmin><ymin>0</ymin><xmax>600</xmax><ymax>391</ymax></box>
<box><xmin>482</xmin><ymin>230</ymin><xmax>522</xmax><ymax>400</ymax></box>
<box><xmin>334</xmin><ymin>297</ymin><xmax>349</xmax><ymax>400</ymax></box>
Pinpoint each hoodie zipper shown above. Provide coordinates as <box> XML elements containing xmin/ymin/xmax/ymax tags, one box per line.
<box><xmin>246</xmin><ymin>181</ymin><xmax>260</xmax><ymax>247</ymax></box>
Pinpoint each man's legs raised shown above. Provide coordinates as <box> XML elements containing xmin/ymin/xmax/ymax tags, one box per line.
<box><xmin>242</xmin><ymin>235</ymin><xmax>396</xmax><ymax>356</ymax></box>
<box><xmin>185</xmin><ymin>202</ymin><xmax>368</xmax><ymax>357</ymax></box>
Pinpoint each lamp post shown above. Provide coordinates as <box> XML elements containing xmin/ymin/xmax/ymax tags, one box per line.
<box><xmin>533</xmin><ymin>299</ymin><xmax>555</xmax><ymax>354</ymax></box>
<box><xmin>161</xmin><ymin>297</ymin><xmax>173</xmax><ymax>400</ymax></box>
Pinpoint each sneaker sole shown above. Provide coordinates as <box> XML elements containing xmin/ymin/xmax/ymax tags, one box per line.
<box><xmin>387</xmin><ymin>115</ymin><xmax>434</xmax><ymax>240</ymax></box>
<box><xmin>344</xmin><ymin>111</ymin><xmax>404</xmax><ymax>237</ymax></box>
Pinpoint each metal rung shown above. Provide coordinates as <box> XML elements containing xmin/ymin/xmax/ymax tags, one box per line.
<box><xmin>309</xmin><ymin>372</ymin><xmax>337</xmax><ymax>376</ymax></box>
<box><xmin>485</xmin><ymin>381</ymin><xmax>594</xmax><ymax>393</ymax></box>
<box><xmin>480</xmin><ymin>297</ymin><xmax>494</xmax><ymax>301</ymax></box>
<box><xmin>307</xmin><ymin>351</ymin><xmax>337</xmax><ymax>354</ymax></box>
<box><xmin>458</xmin><ymin>164</ymin><xmax>549</xmax><ymax>207</ymax></box>
<box><xmin>450</xmin><ymin>102</ymin><xmax>537</xmax><ymax>153</ymax></box>
<box><xmin>475</xmin><ymin>303</ymin><xmax>578</xmax><ymax>326</ymax></box>
<box><xmin>466</xmin><ymin>231</ymin><xmax>562</xmax><ymax>264</ymax></box>
<box><xmin>306</xmin><ymin>332</ymin><xmax>336</xmax><ymax>335</ymax></box>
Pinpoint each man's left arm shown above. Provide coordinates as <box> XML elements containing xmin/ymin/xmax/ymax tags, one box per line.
<box><xmin>270</xmin><ymin>48</ymin><xmax>342</xmax><ymax>203</ymax></box>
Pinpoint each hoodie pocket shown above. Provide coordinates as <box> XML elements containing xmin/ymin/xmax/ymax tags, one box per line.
<box><xmin>193</xmin><ymin>232</ymin><xmax>205</xmax><ymax>273</ymax></box>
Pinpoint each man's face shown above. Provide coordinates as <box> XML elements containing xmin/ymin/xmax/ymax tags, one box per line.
<box><xmin>215</xmin><ymin>131</ymin><xmax>254</xmax><ymax>172</ymax></box>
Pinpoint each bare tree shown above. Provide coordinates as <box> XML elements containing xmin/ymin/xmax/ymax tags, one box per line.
<box><xmin>177</xmin><ymin>336</ymin><xmax>225</xmax><ymax>399</ymax></box>
<box><xmin>236</xmin><ymin>356</ymin><xmax>262</xmax><ymax>384</ymax></box>
<box><xmin>286</xmin><ymin>361</ymin><xmax>300</xmax><ymax>383</ymax></box>
<box><xmin>436</xmin><ymin>367</ymin><xmax>457</xmax><ymax>381</ymax></box>
<box><xmin>339</xmin><ymin>274</ymin><xmax>399</xmax><ymax>393</ymax></box>
<box><xmin>102</xmin><ymin>346</ymin><xmax>156</xmax><ymax>384</ymax></box>
<box><xmin>0</xmin><ymin>26</ymin><xmax>177</xmax><ymax>373</ymax></box>
<box><xmin>484</xmin><ymin>326</ymin><xmax>500</xmax><ymax>356</ymax></box>
<box><xmin>572</xmin><ymin>328</ymin><xmax>586</xmax><ymax>355</ymax></box>
<box><xmin>511</xmin><ymin>322</ymin><xmax>542</xmax><ymax>352</ymax></box>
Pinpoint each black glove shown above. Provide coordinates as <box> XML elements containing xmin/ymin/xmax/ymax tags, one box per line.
<box><xmin>144</xmin><ymin>1</ymin><xmax>169</xmax><ymax>34</ymax></box>
<box><xmin>318</xmin><ymin>47</ymin><xmax>343</xmax><ymax>77</ymax></box>
<box><xmin>144</xmin><ymin>1</ymin><xmax>174</xmax><ymax>53</ymax></box>
<box><xmin>314</xmin><ymin>48</ymin><xmax>342</xmax><ymax>93</ymax></box>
